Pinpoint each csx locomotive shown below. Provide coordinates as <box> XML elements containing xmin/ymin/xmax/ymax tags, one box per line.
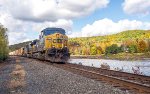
<box><xmin>10</xmin><ymin>28</ymin><xmax>70</xmax><ymax>63</ymax></box>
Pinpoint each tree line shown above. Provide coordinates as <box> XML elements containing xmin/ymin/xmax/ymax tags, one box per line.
<box><xmin>69</xmin><ymin>30</ymin><xmax>150</xmax><ymax>55</ymax></box>
<box><xmin>0</xmin><ymin>24</ymin><xmax>9</xmax><ymax>61</ymax></box>
<box><xmin>105</xmin><ymin>39</ymin><xmax>150</xmax><ymax>55</ymax></box>
<box><xmin>69</xmin><ymin>39</ymin><xmax>150</xmax><ymax>55</ymax></box>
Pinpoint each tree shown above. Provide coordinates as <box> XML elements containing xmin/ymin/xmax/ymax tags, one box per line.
<box><xmin>128</xmin><ymin>45</ymin><xmax>137</xmax><ymax>53</ymax></box>
<box><xmin>90</xmin><ymin>46</ymin><xmax>97</xmax><ymax>55</ymax></box>
<box><xmin>0</xmin><ymin>24</ymin><xmax>9</xmax><ymax>61</ymax></box>
<box><xmin>105</xmin><ymin>44</ymin><xmax>120</xmax><ymax>55</ymax></box>
<box><xmin>120</xmin><ymin>44</ymin><xmax>125</xmax><ymax>52</ymax></box>
<box><xmin>138</xmin><ymin>40</ymin><xmax>147</xmax><ymax>52</ymax></box>
<box><xmin>97</xmin><ymin>46</ymin><xmax>103</xmax><ymax>55</ymax></box>
<box><xmin>147</xmin><ymin>39</ymin><xmax>150</xmax><ymax>52</ymax></box>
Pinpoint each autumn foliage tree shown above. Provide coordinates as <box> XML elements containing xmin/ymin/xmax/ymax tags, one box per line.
<box><xmin>138</xmin><ymin>40</ymin><xmax>147</xmax><ymax>52</ymax></box>
<box><xmin>90</xmin><ymin>46</ymin><xmax>97</xmax><ymax>55</ymax></box>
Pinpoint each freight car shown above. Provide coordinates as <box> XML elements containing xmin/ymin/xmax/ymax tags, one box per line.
<box><xmin>11</xmin><ymin>27</ymin><xmax>70</xmax><ymax>63</ymax></box>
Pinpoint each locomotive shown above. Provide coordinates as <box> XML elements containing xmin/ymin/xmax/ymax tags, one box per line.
<box><xmin>11</xmin><ymin>28</ymin><xmax>70</xmax><ymax>63</ymax></box>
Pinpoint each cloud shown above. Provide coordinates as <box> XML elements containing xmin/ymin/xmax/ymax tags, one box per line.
<box><xmin>0</xmin><ymin>0</ymin><xmax>109</xmax><ymax>45</ymax></box>
<box><xmin>0</xmin><ymin>11</ymin><xmax>73</xmax><ymax>45</ymax></box>
<box><xmin>1</xmin><ymin>0</ymin><xmax>109</xmax><ymax>22</ymax></box>
<box><xmin>0</xmin><ymin>13</ymin><xmax>31</xmax><ymax>45</ymax></box>
<box><xmin>69</xmin><ymin>18</ymin><xmax>150</xmax><ymax>37</ymax></box>
<box><xmin>4</xmin><ymin>19</ymin><xmax>72</xmax><ymax>45</ymax></box>
<box><xmin>32</xmin><ymin>19</ymin><xmax>73</xmax><ymax>33</ymax></box>
<box><xmin>68</xmin><ymin>31</ymin><xmax>81</xmax><ymax>38</ymax></box>
<box><xmin>8</xmin><ymin>32</ymin><xmax>30</xmax><ymax>45</ymax></box>
<box><xmin>123</xmin><ymin>0</ymin><xmax>150</xmax><ymax>15</ymax></box>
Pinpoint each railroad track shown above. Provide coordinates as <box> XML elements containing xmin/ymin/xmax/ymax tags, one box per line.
<box><xmin>66</xmin><ymin>63</ymin><xmax>150</xmax><ymax>86</ymax></box>
<box><xmin>24</xmin><ymin>57</ymin><xmax>150</xmax><ymax>93</ymax></box>
<box><xmin>52</xmin><ymin>63</ymin><xmax>150</xmax><ymax>93</ymax></box>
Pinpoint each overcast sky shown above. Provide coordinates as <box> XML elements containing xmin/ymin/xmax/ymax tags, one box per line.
<box><xmin>0</xmin><ymin>0</ymin><xmax>150</xmax><ymax>45</ymax></box>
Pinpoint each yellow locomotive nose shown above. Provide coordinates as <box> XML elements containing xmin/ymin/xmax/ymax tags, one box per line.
<box><xmin>45</xmin><ymin>33</ymin><xmax>65</xmax><ymax>50</ymax></box>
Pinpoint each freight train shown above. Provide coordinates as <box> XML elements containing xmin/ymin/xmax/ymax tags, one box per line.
<box><xmin>10</xmin><ymin>27</ymin><xmax>70</xmax><ymax>63</ymax></box>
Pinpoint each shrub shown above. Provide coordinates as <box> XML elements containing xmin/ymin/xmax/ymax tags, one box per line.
<box><xmin>105</xmin><ymin>44</ymin><xmax>120</xmax><ymax>55</ymax></box>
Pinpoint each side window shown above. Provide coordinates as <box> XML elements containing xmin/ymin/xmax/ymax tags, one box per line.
<box><xmin>40</xmin><ymin>31</ymin><xmax>44</xmax><ymax>45</ymax></box>
<box><xmin>41</xmin><ymin>31</ymin><xmax>44</xmax><ymax>38</ymax></box>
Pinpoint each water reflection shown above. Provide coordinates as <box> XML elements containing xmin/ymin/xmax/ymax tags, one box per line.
<box><xmin>69</xmin><ymin>59</ymin><xmax>150</xmax><ymax>76</ymax></box>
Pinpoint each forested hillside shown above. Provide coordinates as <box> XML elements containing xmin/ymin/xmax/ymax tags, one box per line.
<box><xmin>9</xmin><ymin>30</ymin><xmax>150</xmax><ymax>56</ymax></box>
<box><xmin>69</xmin><ymin>30</ymin><xmax>150</xmax><ymax>55</ymax></box>
<box><xmin>0</xmin><ymin>25</ymin><xmax>9</xmax><ymax>61</ymax></box>
<box><xmin>9</xmin><ymin>41</ymin><xmax>31</xmax><ymax>52</ymax></box>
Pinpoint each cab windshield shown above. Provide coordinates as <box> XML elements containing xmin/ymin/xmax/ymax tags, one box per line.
<box><xmin>43</xmin><ymin>28</ymin><xmax>65</xmax><ymax>36</ymax></box>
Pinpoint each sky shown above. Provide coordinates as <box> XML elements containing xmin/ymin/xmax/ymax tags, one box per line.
<box><xmin>0</xmin><ymin>0</ymin><xmax>150</xmax><ymax>45</ymax></box>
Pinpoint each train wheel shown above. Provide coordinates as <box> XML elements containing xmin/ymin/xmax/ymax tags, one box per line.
<box><xmin>38</xmin><ymin>52</ymin><xmax>44</xmax><ymax>60</ymax></box>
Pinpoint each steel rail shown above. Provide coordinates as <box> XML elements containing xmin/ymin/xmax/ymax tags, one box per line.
<box><xmin>63</xmin><ymin>65</ymin><xmax>150</xmax><ymax>93</ymax></box>
<box><xmin>66</xmin><ymin>63</ymin><xmax>150</xmax><ymax>85</ymax></box>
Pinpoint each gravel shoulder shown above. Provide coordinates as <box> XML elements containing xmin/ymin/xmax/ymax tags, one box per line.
<box><xmin>0</xmin><ymin>56</ymin><xmax>134</xmax><ymax>94</ymax></box>
<box><xmin>0</xmin><ymin>57</ymin><xmax>16</xmax><ymax>94</ymax></box>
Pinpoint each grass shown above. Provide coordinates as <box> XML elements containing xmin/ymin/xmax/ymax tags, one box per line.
<box><xmin>101</xmin><ymin>52</ymin><xmax>150</xmax><ymax>60</ymax></box>
<box><xmin>71</xmin><ymin>52</ymin><xmax>150</xmax><ymax>61</ymax></box>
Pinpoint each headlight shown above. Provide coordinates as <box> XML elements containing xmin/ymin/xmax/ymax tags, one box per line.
<box><xmin>46</xmin><ymin>38</ymin><xmax>52</xmax><ymax>40</ymax></box>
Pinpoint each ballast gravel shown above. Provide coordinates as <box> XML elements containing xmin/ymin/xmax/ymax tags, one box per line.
<box><xmin>20</xmin><ymin>58</ymin><xmax>133</xmax><ymax>94</ymax></box>
<box><xmin>0</xmin><ymin>58</ymin><xmax>16</xmax><ymax>94</ymax></box>
<box><xmin>0</xmin><ymin>57</ymin><xmax>134</xmax><ymax>94</ymax></box>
